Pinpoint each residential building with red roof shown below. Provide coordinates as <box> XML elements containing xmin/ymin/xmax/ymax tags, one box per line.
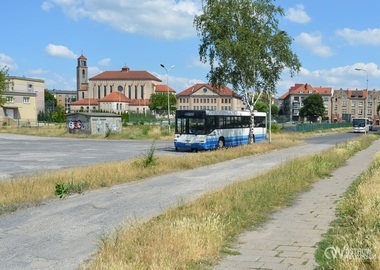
<box><xmin>279</xmin><ymin>83</ymin><xmax>380</xmax><ymax>123</ymax></box>
<box><xmin>279</xmin><ymin>83</ymin><xmax>333</xmax><ymax>122</ymax></box>
<box><xmin>176</xmin><ymin>83</ymin><xmax>244</xmax><ymax>111</ymax></box>
<box><xmin>331</xmin><ymin>88</ymin><xmax>380</xmax><ymax>124</ymax></box>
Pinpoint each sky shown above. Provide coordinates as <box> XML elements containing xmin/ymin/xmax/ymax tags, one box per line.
<box><xmin>2</xmin><ymin>0</ymin><xmax>380</xmax><ymax>98</ymax></box>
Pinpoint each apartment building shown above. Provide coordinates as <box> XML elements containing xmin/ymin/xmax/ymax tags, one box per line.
<box><xmin>279</xmin><ymin>83</ymin><xmax>380</xmax><ymax>124</ymax></box>
<box><xmin>332</xmin><ymin>89</ymin><xmax>380</xmax><ymax>124</ymax></box>
<box><xmin>1</xmin><ymin>76</ymin><xmax>45</xmax><ymax>125</ymax></box>
<box><xmin>71</xmin><ymin>55</ymin><xmax>173</xmax><ymax>114</ymax></box>
<box><xmin>279</xmin><ymin>83</ymin><xmax>333</xmax><ymax>122</ymax></box>
<box><xmin>176</xmin><ymin>83</ymin><xmax>244</xmax><ymax>111</ymax></box>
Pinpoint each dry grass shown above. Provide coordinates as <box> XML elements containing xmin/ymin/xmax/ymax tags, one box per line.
<box><xmin>0</xmin><ymin>134</ymin><xmax>302</xmax><ymax>214</ymax></box>
<box><xmin>0</xmin><ymin>124</ymin><xmax>173</xmax><ymax>140</ymax></box>
<box><xmin>316</xmin><ymin>150</ymin><xmax>380</xmax><ymax>269</ymax></box>
<box><xmin>82</xmin><ymin>134</ymin><xmax>377</xmax><ymax>270</ymax></box>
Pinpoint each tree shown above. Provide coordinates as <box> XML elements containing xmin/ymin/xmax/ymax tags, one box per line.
<box><xmin>44</xmin><ymin>89</ymin><xmax>57</xmax><ymax>113</ymax></box>
<box><xmin>149</xmin><ymin>93</ymin><xmax>177</xmax><ymax>114</ymax></box>
<box><xmin>0</xmin><ymin>66</ymin><xmax>9</xmax><ymax>106</ymax></box>
<box><xmin>194</xmin><ymin>0</ymin><xmax>301</xmax><ymax>143</ymax></box>
<box><xmin>299</xmin><ymin>94</ymin><xmax>325</xmax><ymax>123</ymax></box>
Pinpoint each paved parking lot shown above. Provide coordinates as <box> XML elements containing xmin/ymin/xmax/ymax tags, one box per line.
<box><xmin>0</xmin><ymin>134</ymin><xmax>176</xmax><ymax>180</ymax></box>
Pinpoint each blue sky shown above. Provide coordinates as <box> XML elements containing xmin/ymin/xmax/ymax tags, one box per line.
<box><xmin>1</xmin><ymin>0</ymin><xmax>380</xmax><ymax>97</ymax></box>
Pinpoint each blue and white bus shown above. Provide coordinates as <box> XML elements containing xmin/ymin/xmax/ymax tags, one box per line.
<box><xmin>174</xmin><ymin>110</ymin><xmax>267</xmax><ymax>151</ymax></box>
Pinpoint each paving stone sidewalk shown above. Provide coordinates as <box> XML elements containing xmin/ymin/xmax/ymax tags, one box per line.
<box><xmin>214</xmin><ymin>140</ymin><xmax>380</xmax><ymax>270</ymax></box>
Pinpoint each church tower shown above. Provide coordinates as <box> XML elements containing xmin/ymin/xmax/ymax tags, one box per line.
<box><xmin>76</xmin><ymin>54</ymin><xmax>88</xmax><ymax>100</ymax></box>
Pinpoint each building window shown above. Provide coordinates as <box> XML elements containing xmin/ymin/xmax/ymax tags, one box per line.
<box><xmin>351</xmin><ymin>109</ymin><xmax>355</xmax><ymax>114</ymax></box>
<box><xmin>104</xmin><ymin>86</ymin><xmax>107</xmax><ymax>97</ymax></box>
<box><xmin>6</xmin><ymin>96</ymin><xmax>13</xmax><ymax>103</ymax></box>
<box><xmin>141</xmin><ymin>85</ymin><xmax>144</xmax><ymax>99</ymax></box>
<box><xmin>342</xmin><ymin>109</ymin><xmax>347</xmax><ymax>113</ymax></box>
<box><xmin>128</xmin><ymin>85</ymin><xmax>132</xmax><ymax>98</ymax></box>
<box><xmin>358</xmin><ymin>101</ymin><xmax>363</xmax><ymax>107</ymax></box>
<box><xmin>28</xmin><ymin>83</ymin><xmax>33</xmax><ymax>92</ymax></box>
<box><xmin>135</xmin><ymin>85</ymin><xmax>138</xmax><ymax>99</ymax></box>
<box><xmin>342</xmin><ymin>101</ymin><xmax>347</xmax><ymax>107</ymax></box>
<box><xmin>98</xmin><ymin>86</ymin><xmax>101</xmax><ymax>98</ymax></box>
<box><xmin>110</xmin><ymin>86</ymin><xmax>113</xmax><ymax>93</ymax></box>
<box><xmin>23</xmin><ymin>97</ymin><xmax>30</xmax><ymax>103</ymax></box>
<box><xmin>82</xmin><ymin>69</ymin><xmax>85</xmax><ymax>79</ymax></box>
<box><xmin>351</xmin><ymin>101</ymin><xmax>356</xmax><ymax>107</ymax></box>
<box><xmin>358</xmin><ymin>109</ymin><xmax>363</xmax><ymax>115</ymax></box>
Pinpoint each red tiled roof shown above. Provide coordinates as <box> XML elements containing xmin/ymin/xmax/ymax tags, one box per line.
<box><xmin>279</xmin><ymin>83</ymin><xmax>332</xmax><ymax>99</ymax></box>
<box><xmin>99</xmin><ymin>92</ymin><xmax>131</xmax><ymax>102</ymax></box>
<box><xmin>177</xmin><ymin>83</ymin><xmax>239</xmax><ymax>97</ymax></box>
<box><xmin>78</xmin><ymin>54</ymin><xmax>87</xmax><ymax>60</ymax></box>
<box><xmin>90</xmin><ymin>66</ymin><xmax>161</xmax><ymax>82</ymax></box>
<box><xmin>155</xmin><ymin>84</ymin><xmax>176</xmax><ymax>93</ymax></box>
<box><xmin>348</xmin><ymin>89</ymin><xmax>367</xmax><ymax>98</ymax></box>
<box><xmin>70</xmin><ymin>99</ymin><xmax>99</xmax><ymax>106</ymax></box>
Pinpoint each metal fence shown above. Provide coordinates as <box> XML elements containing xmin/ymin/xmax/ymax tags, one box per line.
<box><xmin>281</xmin><ymin>122</ymin><xmax>352</xmax><ymax>133</ymax></box>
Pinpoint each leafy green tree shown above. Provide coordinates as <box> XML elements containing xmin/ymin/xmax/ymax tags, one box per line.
<box><xmin>149</xmin><ymin>93</ymin><xmax>177</xmax><ymax>114</ymax></box>
<box><xmin>44</xmin><ymin>89</ymin><xmax>57</xmax><ymax>113</ymax></box>
<box><xmin>254</xmin><ymin>100</ymin><xmax>268</xmax><ymax>112</ymax></box>
<box><xmin>0</xmin><ymin>66</ymin><xmax>9</xmax><ymax>106</ymax></box>
<box><xmin>299</xmin><ymin>94</ymin><xmax>325</xmax><ymax>123</ymax></box>
<box><xmin>194</xmin><ymin>0</ymin><xmax>301</xmax><ymax>143</ymax></box>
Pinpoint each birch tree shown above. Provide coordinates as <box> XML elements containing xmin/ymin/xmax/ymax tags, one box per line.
<box><xmin>194</xmin><ymin>0</ymin><xmax>301</xmax><ymax>143</ymax></box>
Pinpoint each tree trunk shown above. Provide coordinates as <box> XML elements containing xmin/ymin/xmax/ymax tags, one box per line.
<box><xmin>249</xmin><ymin>108</ymin><xmax>255</xmax><ymax>144</ymax></box>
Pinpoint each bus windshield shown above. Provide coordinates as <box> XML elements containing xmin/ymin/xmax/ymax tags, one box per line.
<box><xmin>352</xmin><ymin>118</ymin><xmax>365</xmax><ymax>127</ymax></box>
<box><xmin>176</xmin><ymin>117</ymin><xmax>206</xmax><ymax>135</ymax></box>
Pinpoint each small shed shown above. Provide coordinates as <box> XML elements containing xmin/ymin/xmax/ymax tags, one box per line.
<box><xmin>66</xmin><ymin>112</ymin><xmax>122</xmax><ymax>135</ymax></box>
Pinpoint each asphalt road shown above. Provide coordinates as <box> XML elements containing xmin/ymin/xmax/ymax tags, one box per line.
<box><xmin>0</xmin><ymin>134</ymin><xmax>178</xmax><ymax>180</ymax></box>
<box><xmin>0</xmin><ymin>131</ymin><xmax>369</xmax><ymax>269</ymax></box>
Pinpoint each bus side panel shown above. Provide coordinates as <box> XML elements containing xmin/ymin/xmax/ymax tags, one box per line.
<box><xmin>222</xmin><ymin>128</ymin><xmax>250</xmax><ymax>147</ymax></box>
<box><xmin>174</xmin><ymin>134</ymin><xmax>217</xmax><ymax>150</ymax></box>
<box><xmin>254</xmin><ymin>128</ymin><xmax>266</xmax><ymax>142</ymax></box>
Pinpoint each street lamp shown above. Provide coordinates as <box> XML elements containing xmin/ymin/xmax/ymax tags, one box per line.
<box><xmin>355</xmin><ymin>68</ymin><xmax>369</xmax><ymax>118</ymax></box>
<box><xmin>160</xmin><ymin>64</ymin><xmax>175</xmax><ymax>133</ymax></box>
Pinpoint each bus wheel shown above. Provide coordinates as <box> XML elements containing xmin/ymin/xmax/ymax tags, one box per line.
<box><xmin>217</xmin><ymin>138</ymin><xmax>225</xmax><ymax>149</ymax></box>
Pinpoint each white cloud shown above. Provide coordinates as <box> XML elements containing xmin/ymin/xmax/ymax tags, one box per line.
<box><xmin>45</xmin><ymin>0</ymin><xmax>202</xmax><ymax>40</ymax></box>
<box><xmin>336</xmin><ymin>28</ymin><xmax>380</xmax><ymax>46</ymax></box>
<box><xmin>0</xmin><ymin>53</ymin><xmax>18</xmax><ymax>70</ymax></box>
<box><xmin>295</xmin><ymin>32</ymin><xmax>334</xmax><ymax>57</ymax></box>
<box><xmin>285</xmin><ymin>4</ymin><xmax>311</xmax><ymax>24</ymax></box>
<box><xmin>45</xmin><ymin>44</ymin><xmax>77</xmax><ymax>59</ymax></box>
<box><xmin>88</xmin><ymin>66</ymin><xmax>102</xmax><ymax>77</ymax></box>
<box><xmin>98</xmin><ymin>58</ymin><xmax>111</xmax><ymax>67</ymax></box>
<box><xmin>41</xmin><ymin>1</ymin><xmax>54</xmax><ymax>12</ymax></box>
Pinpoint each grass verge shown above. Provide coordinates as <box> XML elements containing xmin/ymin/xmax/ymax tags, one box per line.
<box><xmin>0</xmin><ymin>124</ymin><xmax>173</xmax><ymax>140</ymax></box>
<box><xmin>81</xmin><ymin>134</ymin><xmax>378</xmax><ymax>270</ymax></box>
<box><xmin>0</xmin><ymin>134</ymin><xmax>301</xmax><ymax>215</ymax></box>
<box><xmin>315</xmin><ymin>151</ymin><xmax>380</xmax><ymax>269</ymax></box>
